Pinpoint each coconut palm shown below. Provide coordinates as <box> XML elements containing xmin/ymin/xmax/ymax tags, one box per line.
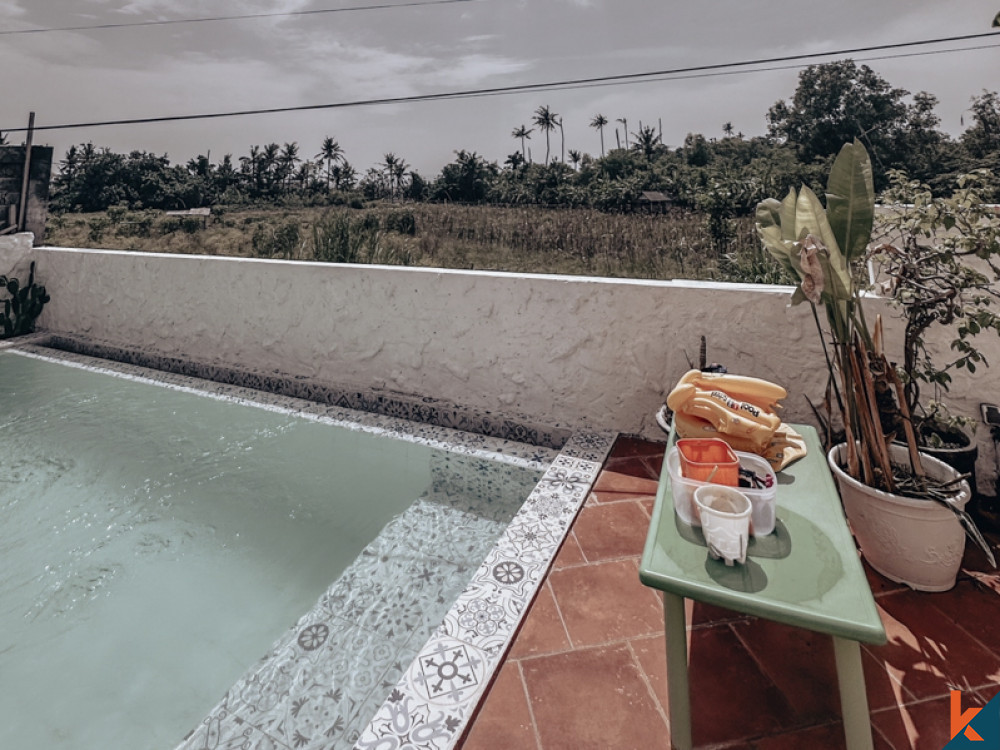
<box><xmin>278</xmin><ymin>142</ymin><xmax>299</xmax><ymax>190</ymax></box>
<box><xmin>532</xmin><ymin>105</ymin><xmax>558</xmax><ymax>164</ymax></box>
<box><xmin>722</xmin><ymin>122</ymin><xmax>734</xmax><ymax>138</ymax></box>
<box><xmin>505</xmin><ymin>151</ymin><xmax>525</xmax><ymax>170</ymax></box>
<box><xmin>512</xmin><ymin>125</ymin><xmax>533</xmax><ymax>162</ymax></box>
<box><xmin>590</xmin><ymin>114</ymin><xmax>608</xmax><ymax>156</ymax></box>
<box><xmin>631</xmin><ymin>125</ymin><xmax>661</xmax><ymax>159</ymax></box>
<box><xmin>617</xmin><ymin>117</ymin><xmax>629</xmax><ymax>149</ymax></box>
<box><xmin>316</xmin><ymin>136</ymin><xmax>344</xmax><ymax>190</ymax></box>
<box><xmin>557</xmin><ymin>116</ymin><xmax>566</xmax><ymax>163</ymax></box>
<box><xmin>568</xmin><ymin>149</ymin><xmax>582</xmax><ymax>171</ymax></box>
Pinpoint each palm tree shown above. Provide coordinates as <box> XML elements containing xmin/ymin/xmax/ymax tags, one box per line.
<box><xmin>512</xmin><ymin>125</ymin><xmax>533</xmax><ymax>162</ymax></box>
<box><xmin>278</xmin><ymin>142</ymin><xmax>300</xmax><ymax>190</ymax></box>
<box><xmin>590</xmin><ymin>114</ymin><xmax>608</xmax><ymax>156</ymax></box>
<box><xmin>631</xmin><ymin>125</ymin><xmax>661</xmax><ymax>159</ymax></box>
<box><xmin>240</xmin><ymin>144</ymin><xmax>261</xmax><ymax>191</ymax></box>
<box><xmin>556</xmin><ymin>116</ymin><xmax>565</xmax><ymax>163</ymax></box>
<box><xmin>505</xmin><ymin>151</ymin><xmax>525</xmax><ymax>170</ymax></box>
<box><xmin>260</xmin><ymin>143</ymin><xmax>280</xmax><ymax>192</ymax></box>
<box><xmin>722</xmin><ymin>122</ymin><xmax>734</xmax><ymax>138</ymax></box>
<box><xmin>617</xmin><ymin>117</ymin><xmax>629</xmax><ymax>149</ymax></box>
<box><xmin>568</xmin><ymin>149</ymin><xmax>582</xmax><ymax>171</ymax></box>
<box><xmin>532</xmin><ymin>105</ymin><xmax>558</xmax><ymax>164</ymax></box>
<box><xmin>392</xmin><ymin>158</ymin><xmax>409</xmax><ymax>198</ymax></box>
<box><xmin>382</xmin><ymin>153</ymin><xmax>408</xmax><ymax>198</ymax></box>
<box><xmin>316</xmin><ymin>136</ymin><xmax>344</xmax><ymax>190</ymax></box>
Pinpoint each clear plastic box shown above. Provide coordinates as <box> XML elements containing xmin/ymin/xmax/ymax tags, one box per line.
<box><xmin>666</xmin><ymin>446</ymin><xmax>777</xmax><ymax>536</ymax></box>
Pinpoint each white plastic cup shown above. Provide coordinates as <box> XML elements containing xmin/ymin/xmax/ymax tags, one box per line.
<box><xmin>694</xmin><ymin>485</ymin><xmax>752</xmax><ymax>566</ymax></box>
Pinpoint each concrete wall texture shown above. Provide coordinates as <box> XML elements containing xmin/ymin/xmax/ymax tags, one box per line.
<box><xmin>6</xmin><ymin>240</ymin><xmax>999</xmax><ymax>491</ymax></box>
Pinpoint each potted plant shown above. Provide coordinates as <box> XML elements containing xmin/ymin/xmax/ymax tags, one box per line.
<box><xmin>870</xmin><ymin>170</ymin><xmax>1000</xmax><ymax>493</ymax></box>
<box><xmin>755</xmin><ymin>140</ymin><xmax>995</xmax><ymax>591</ymax></box>
<box><xmin>0</xmin><ymin>261</ymin><xmax>50</xmax><ymax>339</ymax></box>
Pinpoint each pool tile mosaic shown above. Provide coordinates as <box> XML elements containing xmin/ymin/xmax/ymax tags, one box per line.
<box><xmin>4</xmin><ymin>340</ymin><xmax>616</xmax><ymax>750</ymax></box>
<box><xmin>40</xmin><ymin>333</ymin><xmax>575</xmax><ymax>450</ymax></box>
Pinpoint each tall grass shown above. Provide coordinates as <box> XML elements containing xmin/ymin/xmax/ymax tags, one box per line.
<box><xmin>45</xmin><ymin>203</ymin><xmax>783</xmax><ymax>282</ymax></box>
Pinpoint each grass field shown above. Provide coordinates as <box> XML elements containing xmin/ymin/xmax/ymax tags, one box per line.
<box><xmin>44</xmin><ymin>202</ymin><xmax>789</xmax><ymax>283</ymax></box>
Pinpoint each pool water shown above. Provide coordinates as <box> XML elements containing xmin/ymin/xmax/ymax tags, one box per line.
<box><xmin>0</xmin><ymin>351</ymin><xmax>540</xmax><ymax>749</ymax></box>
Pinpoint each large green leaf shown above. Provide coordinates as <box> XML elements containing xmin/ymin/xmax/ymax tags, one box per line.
<box><xmin>756</xmin><ymin>195</ymin><xmax>798</xmax><ymax>279</ymax></box>
<box><xmin>826</xmin><ymin>139</ymin><xmax>874</xmax><ymax>262</ymax></box>
<box><xmin>796</xmin><ymin>186</ymin><xmax>852</xmax><ymax>300</ymax></box>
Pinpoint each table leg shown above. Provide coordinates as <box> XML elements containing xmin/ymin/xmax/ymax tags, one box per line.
<box><xmin>832</xmin><ymin>636</ymin><xmax>874</xmax><ymax>750</ymax></box>
<box><xmin>663</xmin><ymin>593</ymin><xmax>692</xmax><ymax>750</ymax></box>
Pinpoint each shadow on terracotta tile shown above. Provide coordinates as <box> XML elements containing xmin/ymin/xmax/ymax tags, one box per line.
<box><xmin>549</xmin><ymin>559</ymin><xmax>664</xmax><ymax>647</ymax></box>
<box><xmin>869</xmin><ymin>592</ymin><xmax>1000</xmax><ymax>701</ymax></box>
<box><xmin>685</xmin><ymin>625</ymin><xmax>799</xmax><ymax>746</ymax></box>
<box><xmin>593</xmin><ymin>470</ymin><xmax>659</xmax><ymax>495</ymax></box>
<box><xmin>924</xmin><ymin>579</ymin><xmax>1000</xmax><ymax>655</ymax></box>
<box><xmin>604</xmin><ymin>455</ymin><xmax>661</xmax><ymax>480</ymax></box>
<box><xmin>749</xmin><ymin>720</ymin><xmax>894</xmax><ymax>750</ymax></box>
<box><xmin>870</xmin><ymin>693</ymin><xmax>968</xmax><ymax>750</ymax></box>
<box><xmin>458</xmin><ymin>661</ymin><xmax>539</xmax><ymax>750</ymax></box>
<box><xmin>608</xmin><ymin>436</ymin><xmax>667</xmax><ymax>460</ymax></box>
<box><xmin>573</xmin><ymin>501</ymin><xmax>651</xmax><ymax>562</ymax></box>
<box><xmin>521</xmin><ymin>644</ymin><xmax>668</xmax><ymax>750</ymax></box>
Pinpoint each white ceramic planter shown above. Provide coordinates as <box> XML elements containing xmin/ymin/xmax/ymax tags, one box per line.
<box><xmin>827</xmin><ymin>443</ymin><xmax>971</xmax><ymax>592</ymax></box>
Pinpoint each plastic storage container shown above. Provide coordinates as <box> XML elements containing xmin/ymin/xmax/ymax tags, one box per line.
<box><xmin>666</xmin><ymin>447</ymin><xmax>777</xmax><ymax>536</ymax></box>
<box><xmin>676</xmin><ymin>438</ymin><xmax>739</xmax><ymax>486</ymax></box>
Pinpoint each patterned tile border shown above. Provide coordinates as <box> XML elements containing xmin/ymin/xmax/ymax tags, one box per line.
<box><xmin>40</xmin><ymin>333</ymin><xmax>575</xmax><ymax>450</ymax></box>
<box><xmin>2</xmin><ymin>338</ymin><xmax>616</xmax><ymax>750</ymax></box>
<box><xmin>7</xmin><ymin>344</ymin><xmax>557</xmax><ymax>471</ymax></box>
<box><xmin>355</xmin><ymin>442</ymin><xmax>613</xmax><ymax>750</ymax></box>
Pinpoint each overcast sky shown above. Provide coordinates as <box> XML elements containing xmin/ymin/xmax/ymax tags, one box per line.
<box><xmin>2</xmin><ymin>0</ymin><xmax>999</xmax><ymax>175</ymax></box>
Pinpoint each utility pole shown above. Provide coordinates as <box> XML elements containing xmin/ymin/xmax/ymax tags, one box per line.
<box><xmin>17</xmin><ymin>111</ymin><xmax>34</xmax><ymax>232</ymax></box>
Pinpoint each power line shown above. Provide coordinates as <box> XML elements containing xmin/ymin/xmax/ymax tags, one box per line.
<box><xmin>0</xmin><ymin>0</ymin><xmax>473</xmax><ymax>36</ymax></box>
<box><xmin>5</xmin><ymin>31</ymin><xmax>999</xmax><ymax>134</ymax></box>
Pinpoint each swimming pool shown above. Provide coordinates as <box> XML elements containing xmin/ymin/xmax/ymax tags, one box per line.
<box><xmin>0</xmin><ymin>344</ymin><xmax>614</xmax><ymax>750</ymax></box>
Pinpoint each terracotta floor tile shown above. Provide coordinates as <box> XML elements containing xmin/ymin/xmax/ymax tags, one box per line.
<box><xmin>573</xmin><ymin>501</ymin><xmax>651</xmax><ymax>562</ymax></box>
<box><xmin>592</xmin><ymin>469</ymin><xmax>659</xmax><ymax>495</ymax></box>
<box><xmin>459</xmin><ymin>661</ymin><xmax>538</xmax><ymax>750</ymax></box>
<box><xmin>731</xmin><ymin>617</ymin><xmax>908</xmax><ymax>718</ymax></box>
<box><xmin>608</xmin><ymin>435</ymin><xmax>667</xmax><ymax>460</ymax></box>
<box><xmin>509</xmin><ymin>582</ymin><xmax>571</xmax><ymax>660</ymax></box>
<box><xmin>551</xmin><ymin>532</ymin><xmax>586</xmax><ymax>570</ymax></box>
<box><xmin>750</xmin><ymin>720</ymin><xmax>895</xmax><ymax>750</ymax></box>
<box><xmin>520</xmin><ymin>644</ymin><xmax>668</xmax><ymax>750</ymax></box>
<box><xmin>548</xmin><ymin>559</ymin><xmax>664</xmax><ymax>647</ymax></box>
<box><xmin>925</xmin><ymin>579</ymin><xmax>1000</xmax><ymax>655</ymax></box>
<box><xmin>604</xmin><ymin>455</ymin><xmax>660</xmax><ymax>480</ymax></box>
<box><xmin>870</xmin><ymin>694</ymin><xmax>970</xmax><ymax>750</ymax></box>
<box><xmin>684</xmin><ymin>624</ymin><xmax>798</xmax><ymax>746</ymax></box>
<box><xmin>639</xmin><ymin>496</ymin><xmax>656</xmax><ymax>518</ymax></box>
<box><xmin>688</xmin><ymin>600</ymin><xmax>749</xmax><ymax>628</ymax></box>
<box><xmin>644</xmin><ymin>452</ymin><xmax>665</xmax><ymax>476</ymax></box>
<box><xmin>590</xmin><ymin>490</ymin><xmax>654</xmax><ymax>504</ymax></box>
<box><xmin>630</xmin><ymin>625</ymin><xmax>800</xmax><ymax>746</ymax></box>
<box><xmin>731</xmin><ymin>618</ymin><xmax>841</xmax><ymax>724</ymax></box>
<box><xmin>868</xmin><ymin>592</ymin><xmax>1000</xmax><ymax>700</ymax></box>
<box><xmin>863</xmin><ymin>560</ymin><xmax>909</xmax><ymax>597</ymax></box>
<box><xmin>628</xmin><ymin>634</ymin><xmax>670</xmax><ymax>717</ymax></box>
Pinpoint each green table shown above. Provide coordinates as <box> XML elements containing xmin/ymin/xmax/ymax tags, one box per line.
<box><xmin>639</xmin><ymin>424</ymin><xmax>886</xmax><ymax>750</ymax></box>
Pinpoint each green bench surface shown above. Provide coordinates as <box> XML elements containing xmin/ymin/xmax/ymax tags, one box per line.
<box><xmin>639</xmin><ymin>424</ymin><xmax>886</xmax><ymax>645</ymax></box>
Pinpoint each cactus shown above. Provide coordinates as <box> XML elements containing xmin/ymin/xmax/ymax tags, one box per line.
<box><xmin>0</xmin><ymin>261</ymin><xmax>50</xmax><ymax>339</ymax></box>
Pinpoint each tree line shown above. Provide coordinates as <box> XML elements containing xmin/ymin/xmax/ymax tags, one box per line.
<box><xmin>49</xmin><ymin>60</ymin><xmax>1000</xmax><ymax>215</ymax></box>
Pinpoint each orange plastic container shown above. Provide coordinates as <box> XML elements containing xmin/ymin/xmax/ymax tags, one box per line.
<box><xmin>676</xmin><ymin>438</ymin><xmax>740</xmax><ymax>486</ymax></box>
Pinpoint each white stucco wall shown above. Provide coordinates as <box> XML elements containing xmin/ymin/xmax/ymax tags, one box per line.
<box><xmin>6</xmin><ymin>241</ymin><xmax>1000</xmax><ymax>491</ymax></box>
